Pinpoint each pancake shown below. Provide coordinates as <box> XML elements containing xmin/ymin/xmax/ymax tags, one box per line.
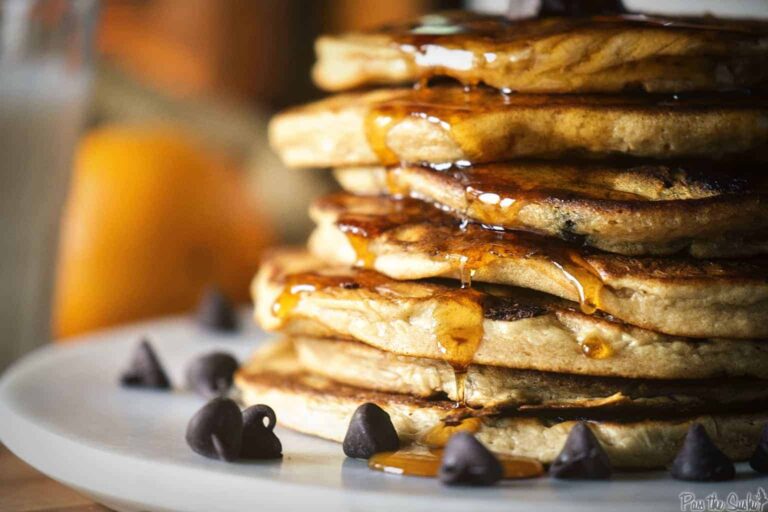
<box><xmin>269</xmin><ymin>86</ymin><xmax>768</xmax><ymax>168</ymax></box>
<box><xmin>308</xmin><ymin>194</ymin><xmax>768</xmax><ymax>339</ymax></box>
<box><xmin>312</xmin><ymin>11</ymin><xmax>768</xmax><ymax>94</ymax></box>
<box><xmin>333</xmin><ymin>162</ymin><xmax>768</xmax><ymax>257</ymax></box>
<box><xmin>253</xmin><ymin>249</ymin><xmax>768</xmax><ymax>379</ymax></box>
<box><xmin>235</xmin><ymin>338</ymin><xmax>768</xmax><ymax>469</ymax></box>
<box><xmin>294</xmin><ymin>336</ymin><xmax>768</xmax><ymax>411</ymax></box>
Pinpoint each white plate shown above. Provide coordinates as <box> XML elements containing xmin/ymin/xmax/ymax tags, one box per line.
<box><xmin>0</xmin><ymin>315</ymin><xmax>766</xmax><ymax>512</ymax></box>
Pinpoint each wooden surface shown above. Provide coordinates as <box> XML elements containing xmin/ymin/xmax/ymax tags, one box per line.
<box><xmin>0</xmin><ymin>444</ymin><xmax>111</xmax><ymax>512</ymax></box>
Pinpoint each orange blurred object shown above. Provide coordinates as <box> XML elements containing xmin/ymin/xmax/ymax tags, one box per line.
<box><xmin>53</xmin><ymin>126</ymin><xmax>273</xmax><ymax>339</ymax></box>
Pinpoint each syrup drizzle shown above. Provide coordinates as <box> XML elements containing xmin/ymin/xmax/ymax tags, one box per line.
<box><xmin>328</xmin><ymin>193</ymin><xmax>605</xmax><ymax>315</ymax></box>
<box><xmin>271</xmin><ymin>269</ymin><xmax>389</xmax><ymax>323</ymax></box>
<box><xmin>365</xmin><ymin>11</ymin><xmax>768</xmax><ymax>94</ymax></box>
<box><xmin>360</xmin><ymin>86</ymin><xmax>766</xmax><ymax>165</ymax></box>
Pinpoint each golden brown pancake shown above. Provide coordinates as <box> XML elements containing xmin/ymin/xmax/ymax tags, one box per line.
<box><xmin>235</xmin><ymin>338</ymin><xmax>768</xmax><ymax>469</ymax></box>
<box><xmin>269</xmin><ymin>86</ymin><xmax>768</xmax><ymax>168</ymax></box>
<box><xmin>294</xmin><ymin>336</ymin><xmax>768</xmax><ymax>411</ymax></box>
<box><xmin>333</xmin><ymin>162</ymin><xmax>768</xmax><ymax>257</ymax></box>
<box><xmin>308</xmin><ymin>194</ymin><xmax>768</xmax><ymax>338</ymax></box>
<box><xmin>253</xmin><ymin>249</ymin><xmax>768</xmax><ymax>379</ymax></box>
<box><xmin>312</xmin><ymin>11</ymin><xmax>768</xmax><ymax>93</ymax></box>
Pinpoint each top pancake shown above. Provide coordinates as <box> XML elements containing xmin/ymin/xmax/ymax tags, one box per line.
<box><xmin>269</xmin><ymin>86</ymin><xmax>768</xmax><ymax>167</ymax></box>
<box><xmin>313</xmin><ymin>11</ymin><xmax>768</xmax><ymax>93</ymax></box>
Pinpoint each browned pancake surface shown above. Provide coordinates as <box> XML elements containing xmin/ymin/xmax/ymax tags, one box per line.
<box><xmin>334</xmin><ymin>162</ymin><xmax>768</xmax><ymax>256</ymax></box>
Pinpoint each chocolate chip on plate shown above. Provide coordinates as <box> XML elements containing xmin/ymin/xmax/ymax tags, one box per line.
<box><xmin>342</xmin><ymin>403</ymin><xmax>399</xmax><ymax>459</ymax></box>
<box><xmin>439</xmin><ymin>432</ymin><xmax>503</xmax><ymax>486</ymax></box>
<box><xmin>185</xmin><ymin>352</ymin><xmax>239</xmax><ymax>398</ymax></box>
<box><xmin>120</xmin><ymin>339</ymin><xmax>171</xmax><ymax>390</ymax></box>
<box><xmin>670</xmin><ymin>423</ymin><xmax>735</xmax><ymax>482</ymax></box>
<box><xmin>186</xmin><ymin>397</ymin><xmax>243</xmax><ymax>461</ymax></box>
<box><xmin>750</xmin><ymin>423</ymin><xmax>768</xmax><ymax>473</ymax></box>
<box><xmin>241</xmin><ymin>404</ymin><xmax>283</xmax><ymax>460</ymax></box>
<box><xmin>549</xmin><ymin>422</ymin><xmax>612</xmax><ymax>479</ymax></box>
<box><xmin>196</xmin><ymin>287</ymin><xmax>239</xmax><ymax>332</ymax></box>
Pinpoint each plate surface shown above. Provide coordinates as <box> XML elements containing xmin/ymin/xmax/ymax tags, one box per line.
<box><xmin>0</xmin><ymin>315</ymin><xmax>766</xmax><ymax>512</ymax></box>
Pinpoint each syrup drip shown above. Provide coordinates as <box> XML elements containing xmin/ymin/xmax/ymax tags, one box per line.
<box><xmin>581</xmin><ymin>335</ymin><xmax>614</xmax><ymax>359</ymax></box>
<box><xmin>368</xmin><ymin>448</ymin><xmax>544</xmax><ymax>479</ymax></box>
<box><xmin>363</xmin><ymin>107</ymin><xmax>403</xmax><ymax>166</ymax></box>
<box><xmin>455</xmin><ymin>255</ymin><xmax>475</xmax><ymax>288</ymax></box>
<box><xmin>442</xmin><ymin>249</ymin><xmax>495</xmax><ymax>291</ymax></box>
<box><xmin>384</xmin><ymin>167</ymin><xmax>409</xmax><ymax>197</ymax></box>
<box><xmin>552</xmin><ymin>251</ymin><xmax>604</xmax><ymax>315</ymax></box>
<box><xmin>344</xmin><ymin>232</ymin><xmax>376</xmax><ymax>268</ymax></box>
<box><xmin>422</xmin><ymin>417</ymin><xmax>482</xmax><ymax>448</ymax></box>
<box><xmin>431</xmin><ymin>288</ymin><xmax>485</xmax><ymax>404</ymax></box>
<box><xmin>271</xmin><ymin>275</ymin><xmax>312</xmax><ymax>320</ymax></box>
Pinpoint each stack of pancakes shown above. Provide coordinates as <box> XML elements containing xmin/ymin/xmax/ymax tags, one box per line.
<box><xmin>237</xmin><ymin>10</ymin><xmax>768</xmax><ymax>469</ymax></box>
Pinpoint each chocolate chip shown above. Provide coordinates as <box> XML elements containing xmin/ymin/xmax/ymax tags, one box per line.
<box><xmin>483</xmin><ymin>295</ymin><xmax>548</xmax><ymax>321</ymax></box>
<box><xmin>185</xmin><ymin>397</ymin><xmax>243</xmax><ymax>461</ymax></box>
<box><xmin>439</xmin><ymin>432</ymin><xmax>502</xmax><ymax>486</ymax></box>
<box><xmin>196</xmin><ymin>288</ymin><xmax>239</xmax><ymax>332</ymax></box>
<box><xmin>670</xmin><ymin>423</ymin><xmax>735</xmax><ymax>481</ymax></box>
<box><xmin>120</xmin><ymin>339</ymin><xmax>171</xmax><ymax>390</ymax></box>
<box><xmin>185</xmin><ymin>352</ymin><xmax>239</xmax><ymax>398</ymax></box>
<box><xmin>342</xmin><ymin>403</ymin><xmax>399</xmax><ymax>459</ymax></box>
<box><xmin>750</xmin><ymin>424</ymin><xmax>768</xmax><ymax>473</ymax></box>
<box><xmin>549</xmin><ymin>422</ymin><xmax>612</xmax><ymax>479</ymax></box>
<box><xmin>241</xmin><ymin>404</ymin><xmax>283</xmax><ymax>460</ymax></box>
<box><xmin>539</xmin><ymin>0</ymin><xmax>627</xmax><ymax>17</ymax></box>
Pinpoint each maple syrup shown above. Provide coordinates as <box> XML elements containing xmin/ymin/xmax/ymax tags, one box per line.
<box><xmin>271</xmin><ymin>268</ymin><xmax>389</xmax><ymax>323</ymax></box>
<box><xmin>456</xmin><ymin>163</ymin><xmax>645</xmax><ymax>228</ymax></box>
<box><xmin>365</xmin><ymin>11</ymin><xmax>768</xmax><ymax>93</ymax></box>
<box><xmin>552</xmin><ymin>251</ymin><xmax>604</xmax><ymax>315</ymax></box>
<box><xmin>581</xmin><ymin>335</ymin><xmax>614</xmax><ymax>359</ymax></box>
<box><xmin>374</xmin><ymin>161</ymin><xmax>660</xmax><ymax>236</ymax></box>
<box><xmin>326</xmin><ymin>193</ymin><xmax>605</xmax><ymax>315</ymax></box>
<box><xmin>385</xmin><ymin>11</ymin><xmax>761</xmax><ymax>48</ymax></box>
<box><xmin>384</xmin><ymin>166</ymin><xmax>410</xmax><ymax>197</ymax></box>
<box><xmin>422</xmin><ymin>417</ymin><xmax>482</xmax><ymax>448</ymax></box>
<box><xmin>360</xmin><ymin>84</ymin><xmax>766</xmax><ymax>165</ymax></box>
<box><xmin>343</xmin><ymin>231</ymin><xmax>376</xmax><ymax>268</ymax></box>
<box><xmin>368</xmin><ymin>447</ymin><xmax>544</xmax><ymax>479</ymax></box>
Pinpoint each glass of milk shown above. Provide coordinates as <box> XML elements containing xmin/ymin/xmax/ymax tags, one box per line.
<box><xmin>0</xmin><ymin>0</ymin><xmax>96</xmax><ymax>370</ymax></box>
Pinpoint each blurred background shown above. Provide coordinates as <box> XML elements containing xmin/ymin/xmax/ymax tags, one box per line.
<box><xmin>2</xmin><ymin>0</ymin><xmax>767</xmax><ymax>372</ymax></box>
